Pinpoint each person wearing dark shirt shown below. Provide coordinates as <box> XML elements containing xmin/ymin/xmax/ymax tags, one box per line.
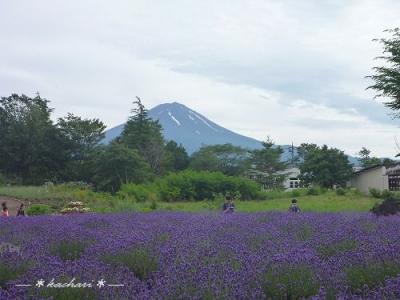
<box><xmin>222</xmin><ymin>197</ymin><xmax>230</xmax><ymax>212</ymax></box>
<box><xmin>223</xmin><ymin>196</ymin><xmax>235</xmax><ymax>213</ymax></box>
<box><xmin>288</xmin><ymin>199</ymin><xmax>301</xmax><ymax>213</ymax></box>
<box><xmin>16</xmin><ymin>203</ymin><xmax>25</xmax><ymax>216</ymax></box>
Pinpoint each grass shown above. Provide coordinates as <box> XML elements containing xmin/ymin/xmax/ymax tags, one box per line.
<box><xmin>262</xmin><ymin>265</ymin><xmax>320</xmax><ymax>299</ymax></box>
<box><xmin>0</xmin><ymin>185</ymin><xmax>381</xmax><ymax>213</ymax></box>
<box><xmin>103</xmin><ymin>247</ymin><xmax>158</xmax><ymax>280</ymax></box>
<box><xmin>50</xmin><ymin>240</ymin><xmax>89</xmax><ymax>261</ymax></box>
<box><xmin>38</xmin><ymin>286</ymin><xmax>95</xmax><ymax>300</ymax></box>
<box><xmin>154</xmin><ymin>191</ymin><xmax>379</xmax><ymax>212</ymax></box>
<box><xmin>0</xmin><ymin>263</ymin><xmax>29</xmax><ymax>289</ymax></box>
<box><xmin>317</xmin><ymin>240</ymin><xmax>358</xmax><ymax>258</ymax></box>
<box><xmin>345</xmin><ymin>262</ymin><xmax>400</xmax><ymax>292</ymax></box>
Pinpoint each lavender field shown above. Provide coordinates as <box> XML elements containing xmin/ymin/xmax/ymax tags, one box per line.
<box><xmin>1</xmin><ymin>212</ymin><xmax>400</xmax><ymax>299</ymax></box>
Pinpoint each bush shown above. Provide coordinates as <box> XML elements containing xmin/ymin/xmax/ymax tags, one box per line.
<box><xmin>149</xmin><ymin>198</ymin><xmax>158</xmax><ymax>210</ymax></box>
<box><xmin>345</xmin><ymin>262</ymin><xmax>400</xmax><ymax>292</ymax></box>
<box><xmin>369</xmin><ymin>188</ymin><xmax>382</xmax><ymax>198</ymax></box>
<box><xmin>122</xmin><ymin>171</ymin><xmax>261</xmax><ymax>202</ymax></box>
<box><xmin>262</xmin><ymin>265</ymin><xmax>319</xmax><ymax>299</ymax></box>
<box><xmin>103</xmin><ymin>247</ymin><xmax>158</xmax><ymax>280</ymax></box>
<box><xmin>156</xmin><ymin>171</ymin><xmax>261</xmax><ymax>201</ymax></box>
<box><xmin>371</xmin><ymin>197</ymin><xmax>400</xmax><ymax>216</ymax></box>
<box><xmin>27</xmin><ymin>204</ymin><xmax>51</xmax><ymax>216</ymax></box>
<box><xmin>307</xmin><ymin>187</ymin><xmax>320</xmax><ymax>196</ymax></box>
<box><xmin>336</xmin><ymin>187</ymin><xmax>346</xmax><ymax>196</ymax></box>
<box><xmin>291</xmin><ymin>189</ymin><xmax>301</xmax><ymax>197</ymax></box>
<box><xmin>119</xmin><ymin>184</ymin><xmax>157</xmax><ymax>203</ymax></box>
<box><xmin>381</xmin><ymin>189</ymin><xmax>393</xmax><ymax>199</ymax></box>
<box><xmin>50</xmin><ymin>240</ymin><xmax>88</xmax><ymax>261</ymax></box>
<box><xmin>0</xmin><ymin>262</ymin><xmax>29</xmax><ymax>289</ymax></box>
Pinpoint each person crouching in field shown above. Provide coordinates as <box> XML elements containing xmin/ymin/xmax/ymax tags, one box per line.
<box><xmin>223</xmin><ymin>196</ymin><xmax>235</xmax><ymax>213</ymax></box>
<box><xmin>289</xmin><ymin>199</ymin><xmax>301</xmax><ymax>213</ymax></box>
<box><xmin>1</xmin><ymin>202</ymin><xmax>9</xmax><ymax>217</ymax></box>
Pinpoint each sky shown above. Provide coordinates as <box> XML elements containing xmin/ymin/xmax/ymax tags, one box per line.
<box><xmin>1</xmin><ymin>0</ymin><xmax>399</xmax><ymax>157</ymax></box>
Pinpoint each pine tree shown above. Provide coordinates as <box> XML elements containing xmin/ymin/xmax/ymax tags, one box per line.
<box><xmin>120</xmin><ymin>97</ymin><xmax>165</xmax><ymax>174</ymax></box>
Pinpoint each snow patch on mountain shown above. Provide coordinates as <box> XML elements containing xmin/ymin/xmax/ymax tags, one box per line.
<box><xmin>188</xmin><ymin>110</ymin><xmax>218</xmax><ymax>132</ymax></box>
<box><xmin>168</xmin><ymin>111</ymin><xmax>181</xmax><ymax>126</ymax></box>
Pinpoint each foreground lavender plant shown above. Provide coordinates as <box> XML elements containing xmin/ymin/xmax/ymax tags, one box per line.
<box><xmin>1</xmin><ymin>212</ymin><xmax>400</xmax><ymax>299</ymax></box>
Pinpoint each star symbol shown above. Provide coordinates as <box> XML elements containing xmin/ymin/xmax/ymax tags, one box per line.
<box><xmin>97</xmin><ymin>279</ymin><xmax>106</xmax><ymax>288</ymax></box>
<box><xmin>36</xmin><ymin>279</ymin><xmax>45</xmax><ymax>288</ymax></box>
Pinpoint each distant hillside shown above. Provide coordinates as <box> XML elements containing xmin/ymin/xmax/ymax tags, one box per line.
<box><xmin>103</xmin><ymin>102</ymin><xmax>360</xmax><ymax>165</ymax></box>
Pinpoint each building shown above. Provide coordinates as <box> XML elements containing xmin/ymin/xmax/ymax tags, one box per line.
<box><xmin>348</xmin><ymin>163</ymin><xmax>400</xmax><ymax>193</ymax></box>
<box><xmin>349</xmin><ymin>165</ymin><xmax>388</xmax><ymax>194</ymax></box>
<box><xmin>276</xmin><ymin>167</ymin><xmax>301</xmax><ymax>190</ymax></box>
<box><xmin>247</xmin><ymin>167</ymin><xmax>301</xmax><ymax>191</ymax></box>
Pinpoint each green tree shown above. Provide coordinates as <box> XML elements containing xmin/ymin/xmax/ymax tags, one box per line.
<box><xmin>0</xmin><ymin>94</ymin><xmax>69</xmax><ymax>184</ymax></box>
<box><xmin>91</xmin><ymin>142</ymin><xmax>153</xmax><ymax>192</ymax></box>
<box><xmin>58</xmin><ymin>113</ymin><xmax>106</xmax><ymax>181</ymax></box>
<box><xmin>120</xmin><ymin>97</ymin><xmax>165</xmax><ymax>174</ymax></box>
<box><xmin>251</xmin><ymin>137</ymin><xmax>286</xmax><ymax>173</ymax></box>
<box><xmin>382</xmin><ymin>157</ymin><xmax>396</xmax><ymax>167</ymax></box>
<box><xmin>298</xmin><ymin>143</ymin><xmax>352</xmax><ymax>188</ymax></box>
<box><xmin>250</xmin><ymin>137</ymin><xmax>286</xmax><ymax>189</ymax></box>
<box><xmin>357</xmin><ymin>147</ymin><xmax>381</xmax><ymax>168</ymax></box>
<box><xmin>164</xmin><ymin>141</ymin><xmax>190</xmax><ymax>171</ymax></box>
<box><xmin>367</xmin><ymin>28</ymin><xmax>400</xmax><ymax>113</ymax></box>
<box><xmin>190</xmin><ymin>143</ymin><xmax>250</xmax><ymax>176</ymax></box>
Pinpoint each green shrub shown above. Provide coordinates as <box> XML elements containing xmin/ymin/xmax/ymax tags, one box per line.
<box><xmin>0</xmin><ymin>263</ymin><xmax>29</xmax><ymax>289</ymax></box>
<box><xmin>336</xmin><ymin>187</ymin><xmax>346</xmax><ymax>196</ymax></box>
<box><xmin>50</xmin><ymin>240</ymin><xmax>88</xmax><ymax>261</ymax></box>
<box><xmin>39</xmin><ymin>287</ymin><xmax>95</xmax><ymax>300</ymax></box>
<box><xmin>149</xmin><ymin>198</ymin><xmax>158</xmax><ymax>210</ymax></box>
<box><xmin>291</xmin><ymin>189</ymin><xmax>301</xmax><ymax>197</ymax></box>
<box><xmin>317</xmin><ymin>240</ymin><xmax>357</xmax><ymax>258</ymax></box>
<box><xmin>262</xmin><ymin>265</ymin><xmax>319</xmax><ymax>299</ymax></box>
<box><xmin>369</xmin><ymin>188</ymin><xmax>382</xmax><ymax>198</ymax></box>
<box><xmin>122</xmin><ymin>171</ymin><xmax>261</xmax><ymax>202</ymax></box>
<box><xmin>103</xmin><ymin>247</ymin><xmax>158</xmax><ymax>280</ymax></box>
<box><xmin>307</xmin><ymin>187</ymin><xmax>320</xmax><ymax>196</ymax></box>
<box><xmin>119</xmin><ymin>184</ymin><xmax>157</xmax><ymax>202</ymax></box>
<box><xmin>381</xmin><ymin>189</ymin><xmax>393</xmax><ymax>199</ymax></box>
<box><xmin>27</xmin><ymin>204</ymin><xmax>51</xmax><ymax>216</ymax></box>
<box><xmin>345</xmin><ymin>262</ymin><xmax>400</xmax><ymax>291</ymax></box>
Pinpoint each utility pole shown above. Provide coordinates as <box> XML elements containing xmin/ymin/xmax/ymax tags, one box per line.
<box><xmin>289</xmin><ymin>142</ymin><xmax>295</xmax><ymax>165</ymax></box>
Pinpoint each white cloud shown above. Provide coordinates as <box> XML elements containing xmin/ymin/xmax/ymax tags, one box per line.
<box><xmin>0</xmin><ymin>0</ymin><xmax>399</xmax><ymax>157</ymax></box>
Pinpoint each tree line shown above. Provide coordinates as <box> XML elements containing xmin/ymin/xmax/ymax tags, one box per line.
<box><xmin>0</xmin><ymin>93</ymin><xmax>364</xmax><ymax>192</ymax></box>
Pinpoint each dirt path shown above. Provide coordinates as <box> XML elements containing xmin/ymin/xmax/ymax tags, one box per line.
<box><xmin>0</xmin><ymin>197</ymin><xmax>24</xmax><ymax>216</ymax></box>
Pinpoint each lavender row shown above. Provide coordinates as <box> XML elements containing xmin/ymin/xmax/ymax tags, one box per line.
<box><xmin>1</xmin><ymin>212</ymin><xmax>400</xmax><ymax>299</ymax></box>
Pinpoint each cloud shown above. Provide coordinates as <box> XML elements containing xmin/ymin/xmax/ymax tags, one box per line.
<box><xmin>0</xmin><ymin>0</ymin><xmax>399</xmax><ymax>157</ymax></box>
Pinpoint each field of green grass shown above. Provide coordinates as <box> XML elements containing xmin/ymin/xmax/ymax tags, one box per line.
<box><xmin>0</xmin><ymin>185</ymin><xmax>381</xmax><ymax>214</ymax></box>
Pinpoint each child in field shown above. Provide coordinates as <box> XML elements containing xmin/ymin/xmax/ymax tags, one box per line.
<box><xmin>1</xmin><ymin>202</ymin><xmax>9</xmax><ymax>217</ymax></box>
<box><xmin>288</xmin><ymin>199</ymin><xmax>301</xmax><ymax>213</ymax></box>
<box><xmin>222</xmin><ymin>197</ymin><xmax>230</xmax><ymax>212</ymax></box>
<box><xmin>16</xmin><ymin>204</ymin><xmax>25</xmax><ymax>216</ymax></box>
<box><xmin>223</xmin><ymin>196</ymin><xmax>235</xmax><ymax>213</ymax></box>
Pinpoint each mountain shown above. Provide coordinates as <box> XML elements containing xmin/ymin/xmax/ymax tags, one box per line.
<box><xmin>103</xmin><ymin>102</ymin><xmax>360</xmax><ymax>165</ymax></box>
<box><xmin>103</xmin><ymin>102</ymin><xmax>264</xmax><ymax>153</ymax></box>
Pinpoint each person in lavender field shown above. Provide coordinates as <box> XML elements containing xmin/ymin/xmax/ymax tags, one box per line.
<box><xmin>16</xmin><ymin>203</ymin><xmax>25</xmax><ymax>216</ymax></box>
<box><xmin>288</xmin><ymin>198</ymin><xmax>301</xmax><ymax>213</ymax></box>
<box><xmin>223</xmin><ymin>196</ymin><xmax>235</xmax><ymax>213</ymax></box>
<box><xmin>1</xmin><ymin>202</ymin><xmax>9</xmax><ymax>217</ymax></box>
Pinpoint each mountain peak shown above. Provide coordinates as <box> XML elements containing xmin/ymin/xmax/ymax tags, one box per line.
<box><xmin>104</xmin><ymin>102</ymin><xmax>263</xmax><ymax>153</ymax></box>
